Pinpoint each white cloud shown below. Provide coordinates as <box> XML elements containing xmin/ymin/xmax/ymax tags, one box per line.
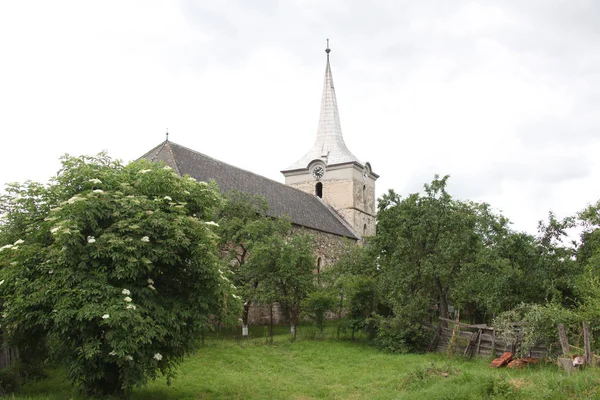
<box><xmin>0</xmin><ymin>0</ymin><xmax>599</xmax><ymax>235</ymax></box>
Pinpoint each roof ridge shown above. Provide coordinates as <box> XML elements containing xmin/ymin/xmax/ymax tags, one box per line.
<box><xmin>169</xmin><ymin>141</ymin><xmax>318</xmax><ymax>193</ymax></box>
<box><xmin>142</xmin><ymin>140</ymin><xmax>359</xmax><ymax>240</ymax></box>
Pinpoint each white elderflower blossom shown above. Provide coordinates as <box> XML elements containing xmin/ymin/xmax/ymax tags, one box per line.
<box><xmin>140</xmin><ymin>236</ymin><xmax>150</xmax><ymax>243</ymax></box>
<box><xmin>87</xmin><ymin>236</ymin><xmax>96</xmax><ymax>244</ymax></box>
<box><xmin>11</xmin><ymin>246</ymin><xmax>18</xmax><ymax>250</ymax></box>
<box><xmin>0</xmin><ymin>280</ymin><xmax>4</xmax><ymax>286</ymax></box>
<box><xmin>122</xmin><ymin>289</ymin><xmax>130</xmax><ymax>295</ymax></box>
<box><xmin>13</xmin><ymin>239</ymin><xmax>24</xmax><ymax>245</ymax></box>
<box><xmin>147</xmin><ymin>278</ymin><xmax>154</xmax><ymax>285</ymax></box>
<box><xmin>0</xmin><ymin>245</ymin><xmax>13</xmax><ymax>252</ymax></box>
<box><xmin>153</xmin><ymin>353</ymin><xmax>163</xmax><ymax>361</ymax></box>
<box><xmin>102</xmin><ymin>314</ymin><xmax>110</xmax><ymax>319</ymax></box>
<box><xmin>139</xmin><ymin>169</ymin><xmax>152</xmax><ymax>174</ymax></box>
<box><xmin>163</xmin><ymin>196</ymin><xmax>172</xmax><ymax>201</ymax></box>
<box><xmin>148</xmin><ymin>284</ymin><xmax>156</xmax><ymax>291</ymax></box>
<box><xmin>126</xmin><ymin>304</ymin><xmax>136</xmax><ymax>310</ymax></box>
<box><xmin>232</xmin><ymin>294</ymin><xmax>240</xmax><ymax>300</ymax></box>
<box><xmin>48</xmin><ymin>269</ymin><xmax>54</xmax><ymax>275</ymax></box>
<box><xmin>124</xmin><ymin>296</ymin><xmax>132</xmax><ymax>303</ymax></box>
<box><xmin>125</xmin><ymin>355</ymin><xmax>133</xmax><ymax>361</ymax></box>
<box><xmin>67</xmin><ymin>195</ymin><xmax>86</xmax><ymax>204</ymax></box>
<box><xmin>205</xmin><ymin>221</ymin><xmax>219</xmax><ymax>227</ymax></box>
<box><xmin>109</xmin><ymin>350</ymin><xmax>117</xmax><ymax>356</ymax></box>
<box><xmin>88</xmin><ymin>178</ymin><xmax>102</xmax><ymax>184</ymax></box>
<box><xmin>50</xmin><ymin>227</ymin><xmax>59</xmax><ymax>234</ymax></box>
<box><xmin>186</xmin><ymin>177</ymin><xmax>196</xmax><ymax>182</ymax></box>
<box><xmin>92</xmin><ymin>189</ymin><xmax>104</xmax><ymax>194</ymax></box>
<box><xmin>163</xmin><ymin>166</ymin><xmax>172</xmax><ymax>170</ymax></box>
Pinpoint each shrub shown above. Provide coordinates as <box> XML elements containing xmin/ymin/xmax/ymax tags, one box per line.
<box><xmin>0</xmin><ymin>155</ymin><xmax>239</xmax><ymax>396</ymax></box>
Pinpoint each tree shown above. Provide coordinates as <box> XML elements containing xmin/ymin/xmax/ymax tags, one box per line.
<box><xmin>322</xmin><ymin>243</ymin><xmax>379</xmax><ymax>339</ymax></box>
<box><xmin>248</xmin><ymin>233</ymin><xmax>315</xmax><ymax>341</ymax></box>
<box><xmin>215</xmin><ymin>190</ymin><xmax>291</xmax><ymax>334</ymax></box>
<box><xmin>375</xmin><ymin>175</ymin><xmax>481</xmax><ymax>328</ymax></box>
<box><xmin>0</xmin><ymin>154</ymin><xmax>237</xmax><ymax>396</ymax></box>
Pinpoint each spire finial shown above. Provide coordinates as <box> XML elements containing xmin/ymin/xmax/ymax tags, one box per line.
<box><xmin>325</xmin><ymin>38</ymin><xmax>331</xmax><ymax>62</ymax></box>
<box><xmin>166</xmin><ymin>128</ymin><xmax>169</xmax><ymax>142</ymax></box>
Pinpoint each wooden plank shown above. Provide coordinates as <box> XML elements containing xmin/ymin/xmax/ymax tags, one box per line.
<box><xmin>583</xmin><ymin>322</ymin><xmax>592</xmax><ymax>365</ymax></box>
<box><xmin>557</xmin><ymin>323</ymin><xmax>570</xmax><ymax>356</ymax></box>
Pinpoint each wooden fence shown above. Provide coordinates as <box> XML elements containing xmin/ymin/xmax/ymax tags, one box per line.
<box><xmin>428</xmin><ymin>318</ymin><xmax>549</xmax><ymax>359</ymax></box>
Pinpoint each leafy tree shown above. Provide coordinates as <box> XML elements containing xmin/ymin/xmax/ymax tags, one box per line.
<box><xmin>248</xmin><ymin>233</ymin><xmax>315</xmax><ymax>341</ymax></box>
<box><xmin>0</xmin><ymin>154</ymin><xmax>237</xmax><ymax>396</ymax></box>
<box><xmin>215</xmin><ymin>190</ymin><xmax>291</xmax><ymax>332</ymax></box>
<box><xmin>375</xmin><ymin>175</ymin><xmax>481</xmax><ymax>329</ymax></box>
<box><xmin>323</xmin><ymin>243</ymin><xmax>379</xmax><ymax>339</ymax></box>
<box><xmin>302</xmin><ymin>290</ymin><xmax>337</xmax><ymax>337</ymax></box>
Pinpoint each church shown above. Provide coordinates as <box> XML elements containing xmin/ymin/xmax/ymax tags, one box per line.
<box><xmin>140</xmin><ymin>44</ymin><xmax>378</xmax><ymax>267</ymax></box>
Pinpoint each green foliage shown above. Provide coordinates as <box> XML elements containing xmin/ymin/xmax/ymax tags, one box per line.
<box><xmin>371</xmin><ymin>313</ymin><xmax>433</xmax><ymax>354</ymax></box>
<box><xmin>215</xmin><ymin>190</ymin><xmax>291</xmax><ymax>327</ymax></box>
<box><xmin>248</xmin><ymin>233</ymin><xmax>315</xmax><ymax>339</ymax></box>
<box><xmin>0</xmin><ymin>154</ymin><xmax>238</xmax><ymax>396</ymax></box>
<box><xmin>301</xmin><ymin>290</ymin><xmax>337</xmax><ymax>336</ymax></box>
<box><xmin>493</xmin><ymin>303</ymin><xmax>580</xmax><ymax>357</ymax></box>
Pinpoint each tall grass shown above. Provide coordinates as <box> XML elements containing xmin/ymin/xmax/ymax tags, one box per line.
<box><xmin>9</xmin><ymin>324</ymin><xmax>600</xmax><ymax>399</ymax></box>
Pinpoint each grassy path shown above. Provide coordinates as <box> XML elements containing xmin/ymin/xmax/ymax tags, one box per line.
<box><xmin>12</xmin><ymin>333</ymin><xmax>600</xmax><ymax>399</ymax></box>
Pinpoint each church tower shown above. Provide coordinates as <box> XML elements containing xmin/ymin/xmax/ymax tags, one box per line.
<box><xmin>281</xmin><ymin>42</ymin><xmax>378</xmax><ymax>237</ymax></box>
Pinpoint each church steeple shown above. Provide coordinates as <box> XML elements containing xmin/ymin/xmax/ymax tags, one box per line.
<box><xmin>284</xmin><ymin>41</ymin><xmax>361</xmax><ymax>171</ymax></box>
<box><xmin>282</xmin><ymin>42</ymin><xmax>378</xmax><ymax>238</ymax></box>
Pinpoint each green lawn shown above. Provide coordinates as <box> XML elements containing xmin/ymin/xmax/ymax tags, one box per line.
<box><xmin>10</xmin><ymin>327</ymin><xmax>600</xmax><ymax>399</ymax></box>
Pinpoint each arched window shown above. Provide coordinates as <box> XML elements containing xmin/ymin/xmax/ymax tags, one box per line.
<box><xmin>315</xmin><ymin>182</ymin><xmax>323</xmax><ymax>198</ymax></box>
<box><xmin>315</xmin><ymin>257</ymin><xmax>322</xmax><ymax>285</ymax></box>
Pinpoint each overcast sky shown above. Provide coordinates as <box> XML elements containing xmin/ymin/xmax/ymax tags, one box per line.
<box><xmin>1</xmin><ymin>1</ymin><xmax>599</xmax><ymax>234</ymax></box>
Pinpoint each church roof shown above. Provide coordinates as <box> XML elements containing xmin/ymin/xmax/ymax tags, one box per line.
<box><xmin>139</xmin><ymin>140</ymin><xmax>359</xmax><ymax>239</ymax></box>
<box><xmin>283</xmin><ymin>45</ymin><xmax>362</xmax><ymax>172</ymax></box>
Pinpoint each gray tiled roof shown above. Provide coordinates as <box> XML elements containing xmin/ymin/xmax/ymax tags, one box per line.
<box><xmin>139</xmin><ymin>141</ymin><xmax>358</xmax><ymax>239</ymax></box>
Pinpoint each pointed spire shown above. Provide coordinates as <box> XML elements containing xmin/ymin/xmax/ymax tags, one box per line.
<box><xmin>283</xmin><ymin>41</ymin><xmax>361</xmax><ymax>171</ymax></box>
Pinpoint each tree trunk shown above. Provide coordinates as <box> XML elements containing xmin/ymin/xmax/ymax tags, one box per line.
<box><xmin>337</xmin><ymin>292</ymin><xmax>344</xmax><ymax>339</ymax></box>
<box><xmin>435</xmin><ymin>278</ymin><xmax>449</xmax><ymax>328</ymax></box>
<box><xmin>290</xmin><ymin>304</ymin><xmax>298</xmax><ymax>342</ymax></box>
<box><xmin>269</xmin><ymin>303</ymin><xmax>274</xmax><ymax>344</ymax></box>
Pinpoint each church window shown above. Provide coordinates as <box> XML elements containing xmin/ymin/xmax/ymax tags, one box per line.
<box><xmin>315</xmin><ymin>182</ymin><xmax>323</xmax><ymax>198</ymax></box>
<box><xmin>316</xmin><ymin>257</ymin><xmax>322</xmax><ymax>284</ymax></box>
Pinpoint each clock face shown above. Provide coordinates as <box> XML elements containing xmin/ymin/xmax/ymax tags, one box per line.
<box><xmin>312</xmin><ymin>166</ymin><xmax>325</xmax><ymax>180</ymax></box>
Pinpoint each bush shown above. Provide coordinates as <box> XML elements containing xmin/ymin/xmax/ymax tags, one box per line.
<box><xmin>371</xmin><ymin>315</ymin><xmax>432</xmax><ymax>354</ymax></box>
<box><xmin>0</xmin><ymin>155</ymin><xmax>239</xmax><ymax>396</ymax></box>
<box><xmin>302</xmin><ymin>290</ymin><xmax>337</xmax><ymax>337</ymax></box>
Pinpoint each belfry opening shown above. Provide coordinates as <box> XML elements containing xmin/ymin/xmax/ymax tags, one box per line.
<box><xmin>316</xmin><ymin>182</ymin><xmax>323</xmax><ymax>198</ymax></box>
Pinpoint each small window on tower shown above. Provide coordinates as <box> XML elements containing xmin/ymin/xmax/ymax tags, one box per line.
<box><xmin>316</xmin><ymin>182</ymin><xmax>323</xmax><ymax>198</ymax></box>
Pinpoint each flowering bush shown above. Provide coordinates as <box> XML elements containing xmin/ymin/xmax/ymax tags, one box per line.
<box><xmin>0</xmin><ymin>154</ymin><xmax>240</xmax><ymax>396</ymax></box>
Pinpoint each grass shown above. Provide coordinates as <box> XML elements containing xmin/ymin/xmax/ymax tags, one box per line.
<box><xmin>8</xmin><ymin>325</ymin><xmax>600</xmax><ymax>399</ymax></box>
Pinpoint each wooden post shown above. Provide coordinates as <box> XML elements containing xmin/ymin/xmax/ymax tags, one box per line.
<box><xmin>583</xmin><ymin>322</ymin><xmax>592</xmax><ymax>366</ymax></box>
<box><xmin>476</xmin><ymin>328</ymin><xmax>482</xmax><ymax>355</ymax></box>
<box><xmin>491</xmin><ymin>329</ymin><xmax>496</xmax><ymax>358</ymax></box>
<box><xmin>557</xmin><ymin>323</ymin><xmax>570</xmax><ymax>356</ymax></box>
